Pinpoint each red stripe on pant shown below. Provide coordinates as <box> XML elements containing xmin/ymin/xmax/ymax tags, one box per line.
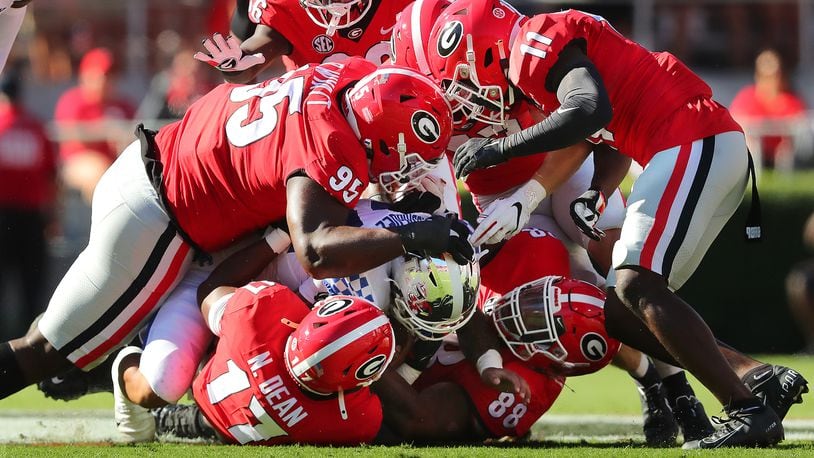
<box><xmin>639</xmin><ymin>144</ymin><xmax>692</xmax><ymax>270</ymax></box>
<box><xmin>74</xmin><ymin>243</ymin><xmax>191</xmax><ymax>368</ymax></box>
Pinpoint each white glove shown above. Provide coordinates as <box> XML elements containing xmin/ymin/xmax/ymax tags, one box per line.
<box><xmin>0</xmin><ymin>0</ymin><xmax>13</xmax><ymax>15</ymax></box>
<box><xmin>569</xmin><ymin>188</ymin><xmax>607</xmax><ymax>241</ymax></box>
<box><xmin>193</xmin><ymin>33</ymin><xmax>265</xmax><ymax>72</ymax></box>
<box><xmin>470</xmin><ymin>180</ymin><xmax>547</xmax><ymax>246</ymax></box>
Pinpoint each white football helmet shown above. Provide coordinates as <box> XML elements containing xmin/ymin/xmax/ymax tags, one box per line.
<box><xmin>390</xmin><ymin>252</ymin><xmax>479</xmax><ymax>340</ymax></box>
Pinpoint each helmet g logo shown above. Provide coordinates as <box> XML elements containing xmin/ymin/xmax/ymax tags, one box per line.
<box><xmin>316</xmin><ymin>298</ymin><xmax>354</xmax><ymax>317</ymax></box>
<box><xmin>355</xmin><ymin>354</ymin><xmax>388</xmax><ymax>381</ymax></box>
<box><xmin>580</xmin><ymin>332</ymin><xmax>608</xmax><ymax>361</ymax></box>
<box><xmin>436</xmin><ymin>21</ymin><xmax>463</xmax><ymax>57</ymax></box>
<box><xmin>412</xmin><ymin>110</ymin><xmax>441</xmax><ymax>144</ymax></box>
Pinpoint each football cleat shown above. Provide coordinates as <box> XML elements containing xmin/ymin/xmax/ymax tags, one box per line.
<box><xmin>638</xmin><ymin>381</ymin><xmax>679</xmax><ymax>447</ymax></box>
<box><xmin>742</xmin><ymin>364</ymin><xmax>809</xmax><ymax>420</ymax></box>
<box><xmin>682</xmin><ymin>404</ymin><xmax>783</xmax><ymax>449</ymax></box>
<box><xmin>112</xmin><ymin>346</ymin><xmax>156</xmax><ymax>443</ymax></box>
<box><xmin>670</xmin><ymin>394</ymin><xmax>715</xmax><ymax>442</ymax></box>
<box><xmin>38</xmin><ymin>352</ymin><xmax>116</xmax><ymax>401</ymax></box>
<box><xmin>153</xmin><ymin>404</ymin><xmax>219</xmax><ymax>441</ymax></box>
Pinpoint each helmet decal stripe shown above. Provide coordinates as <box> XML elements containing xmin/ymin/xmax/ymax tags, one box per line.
<box><xmin>570</xmin><ymin>293</ymin><xmax>605</xmax><ymax>309</ymax></box>
<box><xmin>411</xmin><ymin>0</ymin><xmax>431</xmax><ymax>75</ymax></box>
<box><xmin>291</xmin><ymin>314</ymin><xmax>391</xmax><ymax>377</ymax></box>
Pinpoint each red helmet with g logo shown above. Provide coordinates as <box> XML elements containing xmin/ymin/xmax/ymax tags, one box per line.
<box><xmin>344</xmin><ymin>65</ymin><xmax>452</xmax><ymax>194</ymax></box>
<box><xmin>426</xmin><ymin>0</ymin><xmax>525</xmax><ymax>126</ymax></box>
<box><xmin>390</xmin><ymin>0</ymin><xmax>452</xmax><ymax>75</ymax></box>
<box><xmin>284</xmin><ymin>295</ymin><xmax>395</xmax><ymax>395</ymax></box>
<box><xmin>300</xmin><ymin>0</ymin><xmax>373</xmax><ymax>36</ymax></box>
<box><xmin>491</xmin><ymin>276</ymin><xmax>620</xmax><ymax>376</ymax></box>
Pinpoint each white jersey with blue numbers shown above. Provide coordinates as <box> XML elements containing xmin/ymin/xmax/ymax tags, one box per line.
<box><xmin>258</xmin><ymin>199</ymin><xmax>431</xmax><ymax>311</ymax></box>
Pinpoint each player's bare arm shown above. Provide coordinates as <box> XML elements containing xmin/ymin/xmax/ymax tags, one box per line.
<box><xmin>372</xmin><ymin>370</ymin><xmax>478</xmax><ymax>443</ymax></box>
<box><xmin>286</xmin><ymin>175</ymin><xmax>407</xmax><ymax>279</ymax></box>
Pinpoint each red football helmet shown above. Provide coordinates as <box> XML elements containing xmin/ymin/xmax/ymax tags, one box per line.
<box><xmin>490</xmin><ymin>276</ymin><xmax>620</xmax><ymax>376</ymax></box>
<box><xmin>285</xmin><ymin>295</ymin><xmax>395</xmax><ymax>395</ymax></box>
<box><xmin>390</xmin><ymin>0</ymin><xmax>452</xmax><ymax>76</ymax></box>
<box><xmin>426</xmin><ymin>0</ymin><xmax>525</xmax><ymax>126</ymax></box>
<box><xmin>300</xmin><ymin>0</ymin><xmax>373</xmax><ymax>36</ymax></box>
<box><xmin>344</xmin><ymin>65</ymin><xmax>453</xmax><ymax>194</ymax></box>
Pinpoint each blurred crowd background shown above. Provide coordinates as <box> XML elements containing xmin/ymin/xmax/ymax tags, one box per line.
<box><xmin>0</xmin><ymin>0</ymin><xmax>813</xmax><ymax>351</ymax></box>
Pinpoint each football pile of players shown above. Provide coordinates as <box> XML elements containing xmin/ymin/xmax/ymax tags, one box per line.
<box><xmin>0</xmin><ymin>0</ymin><xmax>808</xmax><ymax>450</ymax></box>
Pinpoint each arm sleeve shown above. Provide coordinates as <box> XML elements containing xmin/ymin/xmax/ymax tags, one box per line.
<box><xmin>500</xmin><ymin>63</ymin><xmax>612</xmax><ymax>158</ymax></box>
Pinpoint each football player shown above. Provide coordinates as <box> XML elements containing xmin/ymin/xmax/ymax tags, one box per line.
<box><xmin>194</xmin><ymin>0</ymin><xmax>412</xmax><ymax>84</ymax></box>
<box><xmin>0</xmin><ymin>0</ymin><xmax>32</xmax><ymax>71</ymax></box>
<box><xmin>147</xmin><ymin>284</ymin><xmax>396</xmax><ymax>445</ymax></box>
<box><xmin>393</xmin><ymin>2</ymin><xmax>708</xmax><ymax>445</ymax></box>
<box><xmin>373</xmin><ymin>227</ymin><xmax>620</xmax><ymax>442</ymax></box>
<box><xmin>0</xmin><ymin>58</ymin><xmax>473</xmax><ymax>405</ymax></box>
<box><xmin>427</xmin><ymin>0</ymin><xmax>807</xmax><ymax>448</ymax></box>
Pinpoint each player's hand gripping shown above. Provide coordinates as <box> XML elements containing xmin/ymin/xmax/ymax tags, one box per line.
<box><xmin>193</xmin><ymin>33</ymin><xmax>265</xmax><ymax>72</ymax></box>
<box><xmin>453</xmin><ymin>137</ymin><xmax>509</xmax><ymax>178</ymax></box>
<box><xmin>470</xmin><ymin>180</ymin><xmax>547</xmax><ymax>246</ymax></box>
<box><xmin>480</xmin><ymin>367</ymin><xmax>531</xmax><ymax>402</ymax></box>
<box><xmin>391</xmin><ymin>214</ymin><xmax>474</xmax><ymax>264</ymax></box>
<box><xmin>569</xmin><ymin>188</ymin><xmax>606</xmax><ymax>241</ymax></box>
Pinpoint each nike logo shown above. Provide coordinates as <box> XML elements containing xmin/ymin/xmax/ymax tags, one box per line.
<box><xmin>380</xmin><ymin>25</ymin><xmax>394</xmax><ymax>35</ymax></box>
<box><xmin>510</xmin><ymin>202</ymin><xmax>523</xmax><ymax>231</ymax></box>
<box><xmin>556</xmin><ymin>106</ymin><xmax>579</xmax><ymax>115</ymax></box>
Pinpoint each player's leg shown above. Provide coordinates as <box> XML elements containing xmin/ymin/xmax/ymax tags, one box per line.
<box><xmin>0</xmin><ymin>141</ymin><xmax>193</xmax><ymax>399</ymax></box>
<box><xmin>610</xmin><ymin>133</ymin><xmax>782</xmax><ymax>448</ymax></box>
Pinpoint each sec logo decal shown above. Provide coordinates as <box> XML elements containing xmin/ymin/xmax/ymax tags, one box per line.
<box><xmin>312</xmin><ymin>34</ymin><xmax>335</xmax><ymax>54</ymax></box>
<box><xmin>580</xmin><ymin>332</ymin><xmax>608</xmax><ymax>361</ymax></box>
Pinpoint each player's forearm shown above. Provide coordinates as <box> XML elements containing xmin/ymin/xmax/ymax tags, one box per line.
<box><xmin>529</xmin><ymin>143</ymin><xmax>592</xmax><ymax>194</ymax></box>
<box><xmin>590</xmin><ymin>143</ymin><xmax>631</xmax><ymax>197</ymax></box>
<box><xmin>457</xmin><ymin>310</ymin><xmax>503</xmax><ymax>364</ymax></box>
<box><xmin>500</xmin><ymin>66</ymin><xmax>611</xmax><ymax>158</ymax></box>
<box><xmin>294</xmin><ymin>226</ymin><xmax>405</xmax><ymax>279</ymax></box>
<box><xmin>221</xmin><ymin>25</ymin><xmax>291</xmax><ymax>84</ymax></box>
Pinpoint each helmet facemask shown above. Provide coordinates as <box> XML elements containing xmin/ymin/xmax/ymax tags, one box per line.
<box><xmin>491</xmin><ymin>276</ymin><xmax>569</xmax><ymax>363</ymax></box>
<box><xmin>442</xmin><ymin>34</ymin><xmax>513</xmax><ymax>127</ymax></box>
<box><xmin>300</xmin><ymin>0</ymin><xmax>372</xmax><ymax>36</ymax></box>
<box><xmin>390</xmin><ymin>253</ymin><xmax>479</xmax><ymax>341</ymax></box>
<box><xmin>377</xmin><ymin>136</ymin><xmax>443</xmax><ymax>197</ymax></box>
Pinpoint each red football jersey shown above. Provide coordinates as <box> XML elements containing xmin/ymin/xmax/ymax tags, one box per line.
<box><xmin>478</xmin><ymin>228</ymin><xmax>571</xmax><ymax>310</ymax></box>
<box><xmin>448</xmin><ymin>99</ymin><xmax>548</xmax><ymax>197</ymax></box>
<box><xmin>414</xmin><ymin>338</ymin><xmax>564</xmax><ymax>438</ymax></box>
<box><xmin>248</xmin><ymin>0</ymin><xmax>411</xmax><ymax>71</ymax></box>
<box><xmin>508</xmin><ymin>10</ymin><xmax>741</xmax><ymax>166</ymax></box>
<box><xmin>155</xmin><ymin>58</ymin><xmax>375</xmax><ymax>251</ymax></box>
<box><xmin>193</xmin><ymin>281</ymin><xmax>384</xmax><ymax>445</ymax></box>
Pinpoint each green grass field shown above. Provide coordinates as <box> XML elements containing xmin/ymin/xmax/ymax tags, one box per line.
<box><xmin>1</xmin><ymin>354</ymin><xmax>813</xmax><ymax>455</ymax></box>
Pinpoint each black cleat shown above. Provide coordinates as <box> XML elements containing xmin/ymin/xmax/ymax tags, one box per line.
<box><xmin>638</xmin><ymin>381</ymin><xmax>679</xmax><ymax>447</ymax></box>
<box><xmin>670</xmin><ymin>394</ymin><xmax>715</xmax><ymax>442</ymax></box>
<box><xmin>743</xmin><ymin>365</ymin><xmax>809</xmax><ymax>420</ymax></box>
<box><xmin>37</xmin><ymin>354</ymin><xmax>116</xmax><ymax>401</ymax></box>
<box><xmin>682</xmin><ymin>404</ymin><xmax>783</xmax><ymax>449</ymax></box>
<box><xmin>153</xmin><ymin>404</ymin><xmax>219</xmax><ymax>441</ymax></box>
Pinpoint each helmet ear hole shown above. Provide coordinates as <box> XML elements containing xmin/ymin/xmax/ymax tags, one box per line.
<box><xmin>483</xmin><ymin>48</ymin><xmax>494</xmax><ymax>68</ymax></box>
<box><xmin>400</xmin><ymin>94</ymin><xmax>416</xmax><ymax>103</ymax></box>
<box><xmin>378</xmin><ymin>139</ymin><xmax>390</xmax><ymax>156</ymax></box>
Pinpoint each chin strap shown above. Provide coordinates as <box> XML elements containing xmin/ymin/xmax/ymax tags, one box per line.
<box><xmin>338</xmin><ymin>388</ymin><xmax>349</xmax><ymax>420</ymax></box>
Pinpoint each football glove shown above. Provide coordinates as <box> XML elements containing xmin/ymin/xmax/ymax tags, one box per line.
<box><xmin>569</xmin><ymin>188</ymin><xmax>607</xmax><ymax>241</ymax></box>
<box><xmin>453</xmin><ymin>137</ymin><xmax>509</xmax><ymax>178</ymax></box>
<box><xmin>392</xmin><ymin>214</ymin><xmax>474</xmax><ymax>265</ymax></box>
<box><xmin>389</xmin><ymin>175</ymin><xmax>447</xmax><ymax>215</ymax></box>
<box><xmin>470</xmin><ymin>180</ymin><xmax>547</xmax><ymax>246</ymax></box>
<box><xmin>193</xmin><ymin>33</ymin><xmax>265</xmax><ymax>72</ymax></box>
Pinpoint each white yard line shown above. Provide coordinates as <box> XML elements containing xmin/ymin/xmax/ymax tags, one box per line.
<box><xmin>1</xmin><ymin>411</ymin><xmax>813</xmax><ymax>444</ymax></box>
